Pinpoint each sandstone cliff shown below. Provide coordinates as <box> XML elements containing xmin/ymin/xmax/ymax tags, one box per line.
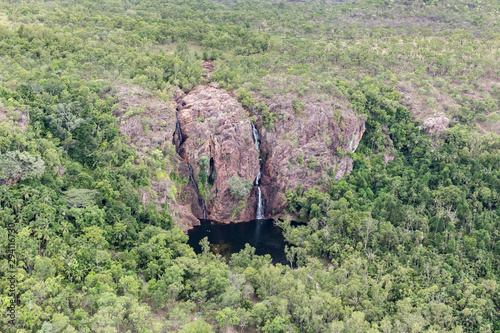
<box><xmin>174</xmin><ymin>83</ymin><xmax>365</xmax><ymax>223</ymax></box>
<box><xmin>113</xmin><ymin>82</ymin><xmax>365</xmax><ymax>226</ymax></box>
<box><xmin>174</xmin><ymin>83</ymin><xmax>260</xmax><ymax>222</ymax></box>
<box><xmin>113</xmin><ymin>85</ymin><xmax>200</xmax><ymax>230</ymax></box>
<box><xmin>257</xmin><ymin>98</ymin><xmax>365</xmax><ymax>219</ymax></box>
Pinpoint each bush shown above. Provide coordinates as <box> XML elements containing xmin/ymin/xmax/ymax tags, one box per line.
<box><xmin>198</xmin><ymin>156</ymin><xmax>209</xmax><ymax>168</ymax></box>
<box><xmin>64</xmin><ymin>189</ymin><xmax>101</xmax><ymax>208</ymax></box>
<box><xmin>292</xmin><ymin>98</ymin><xmax>303</xmax><ymax>115</ymax></box>
<box><xmin>0</xmin><ymin>150</ymin><xmax>45</xmax><ymax>182</ymax></box>
<box><xmin>227</xmin><ymin>176</ymin><xmax>252</xmax><ymax>199</ymax></box>
<box><xmin>236</xmin><ymin>88</ymin><xmax>255</xmax><ymax>109</ymax></box>
<box><xmin>256</xmin><ymin>102</ymin><xmax>276</xmax><ymax>130</ymax></box>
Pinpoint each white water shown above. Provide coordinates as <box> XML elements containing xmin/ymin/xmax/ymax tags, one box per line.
<box><xmin>252</xmin><ymin>123</ymin><xmax>265</xmax><ymax>219</ymax></box>
<box><xmin>256</xmin><ymin>187</ymin><xmax>265</xmax><ymax>219</ymax></box>
<box><xmin>255</xmin><ymin>169</ymin><xmax>261</xmax><ymax>186</ymax></box>
<box><xmin>251</xmin><ymin>123</ymin><xmax>260</xmax><ymax>151</ymax></box>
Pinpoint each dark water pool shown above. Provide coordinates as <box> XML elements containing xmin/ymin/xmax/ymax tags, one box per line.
<box><xmin>187</xmin><ymin>219</ymin><xmax>288</xmax><ymax>264</ymax></box>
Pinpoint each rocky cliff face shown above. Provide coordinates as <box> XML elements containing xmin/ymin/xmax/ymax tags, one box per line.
<box><xmin>173</xmin><ymin>83</ymin><xmax>365</xmax><ymax>223</ymax></box>
<box><xmin>257</xmin><ymin>99</ymin><xmax>365</xmax><ymax>219</ymax></box>
<box><xmin>422</xmin><ymin>114</ymin><xmax>450</xmax><ymax>134</ymax></box>
<box><xmin>174</xmin><ymin>83</ymin><xmax>260</xmax><ymax>222</ymax></box>
<box><xmin>113</xmin><ymin>85</ymin><xmax>200</xmax><ymax>230</ymax></box>
<box><xmin>114</xmin><ymin>83</ymin><xmax>365</xmax><ymax>226</ymax></box>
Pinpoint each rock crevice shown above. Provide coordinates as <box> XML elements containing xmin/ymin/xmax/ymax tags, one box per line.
<box><xmin>174</xmin><ymin>83</ymin><xmax>260</xmax><ymax>222</ymax></box>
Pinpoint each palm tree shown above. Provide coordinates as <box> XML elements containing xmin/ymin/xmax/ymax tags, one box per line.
<box><xmin>59</xmin><ymin>221</ymin><xmax>70</xmax><ymax>237</ymax></box>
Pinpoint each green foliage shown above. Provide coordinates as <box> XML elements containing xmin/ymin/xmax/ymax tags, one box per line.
<box><xmin>282</xmin><ymin>81</ymin><xmax>500</xmax><ymax>332</ymax></box>
<box><xmin>236</xmin><ymin>88</ymin><xmax>255</xmax><ymax>109</ymax></box>
<box><xmin>0</xmin><ymin>151</ymin><xmax>45</xmax><ymax>182</ymax></box>
<box><xmin>263</xmin><ymin>315</ymin><xmax>290</xmax><ymax>333</ymax></box>
<box><xmin>227</xmin><ymin>176</ymin><xmax>252</xmax><ymax>200</ymax></box>
<box><xmin>63</xmin><ymin>189</ymin><xmax>100</xmax><ymax>208</ymax></box>
<box><xmin>199</xmin><ymin>169</ymin><xmax>208</xmax><ymax>198</ymax></box>
<box><xmin>198</xmin><ymin>156</ymin><xmax>209</xmax><ymax>169</ymax></box>
<box><xmin>292</xmin><ymin>98</ymin><xmax>303</xmax><ymax>116</ymax></box>
<box><xmin>256</xmin><ymin>102</ymin><xmax>277</xmax><ymax>131</ymax></box>
<box><xmin>0</xmin><ymin>0</ymin><xmax>499</xmax><ymax>332</ymax></box>
<box><xmin>179</xmin><ymin>319</ymin><xmax>214</xmax><ymax>333</ymax></box>
<box><xmin>298</xmin><ymin>153</ymin><xmax>304</xmax><ymax>164</ymax></box>
<box><xmin>308</xmin><ymin>156</ymin><xmax>317</xmax><ymax>169</ymax></box>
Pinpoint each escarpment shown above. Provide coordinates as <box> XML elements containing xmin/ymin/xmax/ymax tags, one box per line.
<box><xmin>113</xmin><ymin>85</ymin><xmax>200</xmax><ymax>230</ymax></box>
<box><xmin>174</xmin><ymin>83</ymin><xmax>260</xmax><ymax>222</ymax></box>
<box><xmin>257</xmin><ymin>99</ymin><xmax>365</xmax><ymax>219</ymax></box>
<box><xmin>173</xmin><ymin>83</ymin><xmax>365</xmax><ymax>223</ymax></box>
<box><xmin>115</xmin><ymin>83</ymin><xmax>365</xmax><ymax>226</ymax></box>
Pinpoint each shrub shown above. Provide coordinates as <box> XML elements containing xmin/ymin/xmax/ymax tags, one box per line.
<box><xmin>308</xmin><ymin>156</ymin><xmax>317</xmax><ymax>169</ymax></box>
<box><xmin>236</xmin><ymin>88</ymin><xmax>255</xmax><ymax>109</ymax></box>
<box><xmin>0</xmin><ymin>150</ymin><xmax>45</xmax><ymax>182</ymax></box>
<box><xmin>298</xmin><ymin>153</ymin><xmax>304</xmax><ymax>164</ymax></box>
<box><xmin>198</xmin><ymin>156</ymin><xmax>209</xmax><ymax>168</ymax></box>
<box><xmin>64</xmin><ymin>189</ymin><xmax>100</xmax><ymax>208</ymax></box>
<box><xmin>256</xmin><ymin>102</ymin><xmax>276</xmax><ymax>130</ymax></box>
<box><xmin>292</xmin><ymin>98</ymin><xmax>304</xmax><ymax>115</ymax></box>
<box><xmin>227</xmin><ymin>176</ymin><xmax>252</xmax><ymax>199</ymax></box>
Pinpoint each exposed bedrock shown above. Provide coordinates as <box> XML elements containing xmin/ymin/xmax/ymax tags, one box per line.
<box><xmin>174</xmin><ymin>83</ymin><xmax>260</xmax><ymax>222</ymax></box>
<box><xmin>174</xmin><ymin>83</ymin><xmax>366</xmax><ymax>222</ymax></box>
<box><xmin>113</xmin><ymin>85</ymin><xmax>200</xmax><ymax>230</ymax></box>
<box><xmin>258</xmin><ymin>102</ymin><xmax>365</xmax><ymax>219</ymax></box>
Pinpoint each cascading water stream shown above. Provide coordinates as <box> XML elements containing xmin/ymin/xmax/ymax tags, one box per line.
<box><xmin>256</xmin><ymin>187</ymin><xmax>265</xmax><ymax>220</ymax></box>
<box><xmin>175</xmin><ymin>111</ymin><xmax>184</xmax><ymax>153</ymax></box>
<box><xmin>252</xmin><ymin>123</ymin><xmax>265</xmax><ymax>219</ymax></box>
<box><xmin>251</xmin><ymin>123</ymin><xmax>260</xmax><ymax>151</ymax></box>
<box><xmin>255</xmin><ymin>169</ymin><xmax>261</xmax><ymax>186</ymax></box>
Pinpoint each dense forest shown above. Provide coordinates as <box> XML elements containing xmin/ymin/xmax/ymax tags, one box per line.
<box><xmin>0</xmin><ymin>0</ymin><xmax>499</xmax><ymax>332</ymax></box>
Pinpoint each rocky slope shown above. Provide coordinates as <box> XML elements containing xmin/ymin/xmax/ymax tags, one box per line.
<box><xmin>173</xmin><ymin>83</ymin><xmax>366</xmax><ymax>222</ymax></box>
<box><xmin>113</xmin><ymin>85</ymin><xmax>200</xmax><ymax>230</ymax></box>
<box><xmin>174</xmin><ymin>83</ymin><xmax>260</xmax><ymax>222</ymax></box>
<box><xmin>257</xmin><ymin>98</ymin><xmax>365</xmax><ymax>219</ymax></box>
<box><xmin>113</xmin><ymin>82</ymin><xmax>365</xmax><ymax>226</ymax></box>
<box><xmin>0</xmin><ymin>106</ymin><xmax>30</xmax><ymax>186</ymax></box>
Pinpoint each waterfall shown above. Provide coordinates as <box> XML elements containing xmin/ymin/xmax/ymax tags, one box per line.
<box><xmin>176</xmin><ymin>112</ymin><xmax>184</xmax><ymax>153</ymax></box>
<box><xmin>188</xmin><ymin>165</ymin><xmax>198</xmax><ymax>191</ymax></box>
<box><xmin>252</xmin><ymin>123</ymin><xmax>265</xmax><ymax>219</ymax></box>
<box><xmin>255</xmin><ymin>169</ymin><xmax>261</xmax><ymax>186</ymax></box>
<box><xmin>188</xmin><ymin>164</ymin><xmax>207</xmax><ymax>218</ymax></box>
<box><xmin>251</xmin><ymin>123</ymin><xmax>260</xmax><ymax>151</ymax></box>
<box><xmin>256</xmin><ymin>187</ymin><xmax>265</xmax><ymax>220</ymax></box>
